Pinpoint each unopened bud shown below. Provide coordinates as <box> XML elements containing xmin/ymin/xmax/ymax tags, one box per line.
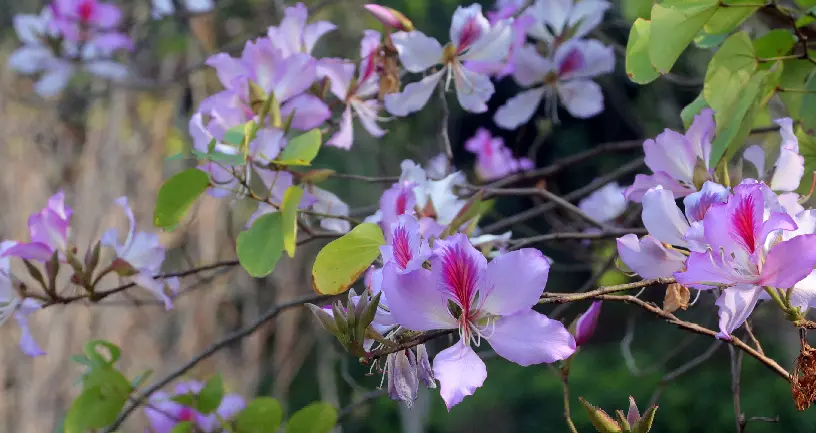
<box><xmin>84</xmin><ymin>241</ymin><xmax>101</xmax><ymax>276</ymax></box>
<box><xmin>249</xmin><ymin>81</ymin><xmax>268</xmax><ymax>116</ymax></box>
<box><xmin>571</xmin><ymin>301</ymin><xmax>602</xmax><ymax>347</ymax></box>
<box><xmin>22</xmin><ymin>259</ymin><xmax>47</xmax><ymax>291</ymax></box>
<box><xmin>306</xmin><ymin>303</ymin><xmax>340</xmax><ymax>336</ymax></box>
<box><xmin>387</xmin><ymin>350</ymin><xmax>419</xmax><ymax>407</ymax></box>
<box><xmin>579</xmin><ymin>397</ymin><xmax>623</xmax><ymax>433</ymax></box>
<box><xmin>110</xmin><ymin>258</ymin><xmax>138</xmax><ymax>277</ymax></box>
<box><xmin>614</xmin><ymin>410</ymin><xmax>631</xmax><ymax>432</ymax></box>
<box><xmin>364</xmin><ymin>4</ymin><xmax>414</xmax><ymax>31</ymax></box>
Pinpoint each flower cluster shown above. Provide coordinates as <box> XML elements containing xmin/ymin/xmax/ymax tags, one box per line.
<box><xmin>0</xmin><ymin>192</ymin><xmax>176</xmax><ymax>356</ymax></box>
<box><xmin>617</xmin><ymin>115</ymin><xmax>815</xmax><ymax>339</ymax></box>
<box><xmin>145</xmin><ymin>380</ymin><xmax>245</xmax><ymax>433</ymax></box>
<box><xmin>9</xmin><ymin>0</ymin><xmax>132</xmax><ymax>96</ymax></box>
<box><xmin>465</xmin><ymin>128</ymin><xmax>533</xmax><ymax>181</ymax></box>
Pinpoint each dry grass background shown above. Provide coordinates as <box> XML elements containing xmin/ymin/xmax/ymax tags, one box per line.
<box><xmin>0</xmin><ymin>4</ymin><xmax>356</xmax><ymax>431</ymax></box>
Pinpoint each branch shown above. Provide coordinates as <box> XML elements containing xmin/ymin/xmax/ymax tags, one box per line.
<box><xmin>104</xmin><ymin>292</ymin><xmax>337</xmax><ymax>432</ymax></box>
<box><xmin>509</xmin><ymin>228</ymin><xmax>647</xmax><ymax>250</ymax></box>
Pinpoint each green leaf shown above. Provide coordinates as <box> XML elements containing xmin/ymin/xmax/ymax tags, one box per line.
<box><xmin>801</xmin><ymin>73</ymin><xmax>816</xmax><ymax>135</ymax></box>
<box><xmin>83</xmin><ymin>339</ymin><xmax>121</xmax><ymax>367</ymax></box>
<box><xmin>276</xmin><ymin>129</ymin><xmax>322</xmax><ymax>166</ymax></box>
<box><xmin>709</xmin><ymin>69</ymin><xmax>772</xmax><ymax>167</ymax></box>
<box><xmin>795</xmin><ymin>0</ymin><xmax>816</xmax><ymax>8</ymax></box>
<box><xmin>754</xmin><ymin>29</ymin><xmax>796</xmax><ymax>59</ymax></box>
<box><xmin>649</xmin><ymin>1</ymin><xmax>718</xmax><ymax>74</ymax></box>
<box><xmin>171</xmin><ymin>421</ymin><xmax>194</xmax><ymax>433</ymax></box>
<box><xmin>196</xmin><ymin>374</ymin><xmax>224</xmax><ymax>414</ymax></box>
<box><xmin>693</xmin><ymin>30</ymin><xmax>727</xmax><ymax>49</ymax></box>
<box><xmin>312</xmin><ymin>223</ymin><xmax>385</xmax><ymax>295</ymax></box>
<box><xmin>224</xmin><ymin>124</ymin><xmax>247</xmax><ymax>145</ymax></box>
<box><xmin>234</xmin><ymin>397</ymin><xmax>284</xmax><ymax>433</ymax></box>
<box><xmin>633</xmin><ymin>405</ymin><xmax>659</xmax><ymax>433</ymax></box>
<box><xmin>171</xmin><ymin>393</ymin><xmax>197</xmax><ymax>406</ymax></box>
<box><xmin>281</xmin><ymin>186</ymin><xmax>304</xmax><ymax>258</ymax></box>
<box><xmin>681</xmin><ymin>92</ymin><xmax>710</xmax><ymax>129</ymax></box>
<box><xmin>237</xmin><ymin>212</ymin><xmax>285</xmax><ymax>278</ymax></box>
<box><xmin>578</xmin><ymin>398</ymin><xmax>623</xmax><ymax>433</ymax></box>
<box><xmin>703</xmin><ymin>32</ymin><xmax>757</xmax><ymax>126</ymax></box>
<box><xmin>285</xmin><ymin>402</ymin><xmax>337</xmax><ymax>433</ymax></box>
<box><xmin>703</xmin><ymin>0</ymin><xmax>759</xmax><ymax>35</ymax></box>
<box><xmin>154</xmin><ymin>168</ymin><xmax>210</xmax><ymax>228</ymax></box>
<box><xmin>66</xmin><ymin>368</ymin><xmax>131</xmax><ymax>433</ymax></box>
<box><xmin>797</xmin><ymin>127</ymin><xmax>816</xmax><ymax>194</ymax></box>
<box><xmin>625</xmin><ymin>19</ymin><xmax>660</xmax><ymax>84</ymax></box>
<box><xmin>623</xmin><ymin>0</ymin><xmax>652</xmax><ymax>21</ymax></box>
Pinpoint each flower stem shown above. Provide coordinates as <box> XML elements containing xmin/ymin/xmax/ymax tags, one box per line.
<box><xmin>558</xmin><ymin>366</ymin><xmax>580</xmax><ymax>433</ymax></box>
<box><xmin>764</xmin><ymin>286</ymin><xmax>789</xmax><ymax>314</ymax></box>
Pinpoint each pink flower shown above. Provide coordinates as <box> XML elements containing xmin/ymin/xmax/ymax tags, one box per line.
<box><xmin>381</xmin><ymin>233</ymin><xmax>575</xmax><ymax>408</ymax></box>
<box><xmin>524</xmin><ymin>0</ymin><xmax>610</xmax><ymax>45</ymax></box>
<box><xmin>0</xmin><ymin>241</ymin><xmax>45</xmax><ymax>357</ymax></box>
<box><xmin>464</xmin><ymin>128</ymin><xmax>534</xmax><ymax>181</ymax></box>
<box><xmin>318</xmin><ymin>30</ymin><xmax>386</xmax><ymax>149</ymax></box>
<box><xmin>101</xmin><ymin>197</ymin><xmax>178</xmax><ymax>310</ymax></box>
<box><xmin>384</xmin><ymin>4</ymin><xmax>514</xmax><ymax>115</ymax></box>
<box><xmin>151</xmin><ymin>0</ymin><xmax>214</xmax><ymax>19</ymax></box>
<box><xmin>743</xmin><ymin>118</ymin><xmax>805</xmax><ymax>193</ymax></box>
<box><xmin>145</xmin><ymin>381</ymin><xmax>246</xmax><ymax>433</ymax></box>
<box><xmin>51</xmin><ymin>0</ymin><xmax>133</xmax><ymax>51</ymax></box>
<box><xmin>4</xmin><ymin>191</ymin><xmax>72</xmax><ymax>261</ymax></box>
<box><xmin>364</xmin><ymin>4</ymin><xmax>413</xmax><ymax>31</ymax></box>
<box><xmin>494</xmin><ymin>39</ymin><xmax>614</xmax><ymax>128</ymax></box>
<box><xmin>675</xmin><ymin>181</ymin><xmax>816</xmax><ymax>339</ymax></box>
<box><xmin>624</xmin><ymin>109</ymin><xmax>715</xmax><ymax>202</ymax></box>
<box><xmin>266</xmin><ymin>3</ymin><xmax>336</xmax><ymax>58</ymax></box>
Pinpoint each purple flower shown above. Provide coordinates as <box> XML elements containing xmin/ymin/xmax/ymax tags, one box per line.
<box><xmin>616</xmin><ymin>234</ymin><xmax>687</xmax><ymax>280</ymax></box>
<box><xmin>573</xmin><ymin>301</ymin><xmax>601</xmax><ymax>346</ymax></box>
<box><xmin>380</xmin><ymin>215</ymin><xmax>432</xmax><ymax>274</ymax></box>
<box><xmin>145</xmin><ymin>380</ymin><xmax>246</xmax><ymax>433</ymax></box>
<box><xmin>578</xmin><ymin>182</ymin><xmax>627</xmax><ymax>223</ymax></box>
<box><xmin>308</xmin><ymin>187</ymin><xmax>351</xmax><ymax>233</ymax></box>
<box><xmin>524</xmin><ymin>0</ymin><xmax>610</xmax><ymax>44</ymax></box>
<box><xmin>464</xmin><ymin>128</ymin><xmax>534</xmax><ymax>181</ymax></box>
<box><xmin>266</xmin><ymin>3</ymin><xmax>336</xmax><ymax>58</ymax></box>
<box><xmin>4</xmin><ymin>191</ymin><xmax>72</xmax><ymax>261</ymax></box>
<box><xmin>494</xmin><ymin>39</ymin><xmax>614</xmax><ymax>128</ymax></box>
<box><xmin>624</xmin><ymin>109</ymin><xmax>715</xmax><ymax>202</ymax></box>
<box><xmin>384</xmin><ymin>4</ymin><xmax>514</xmax><ymax>116</ymax></box>
<box><xmin>101</xmin><ymin>197</ymin><xmax>178</xmax><ymax>310</ymax></box>
<box><xmin>0</xmin><ymin>241</ymin><xmax>46</xmax><ymax>357</ymax></box>
<box><xmin>675</xmin><ymin>180</ymin><xmax>816</xmax><ymax>339</ymax></box>
<box><xmin>364</xmin><ymin>4</ymin><xmax>413</xmax><ymax>31</ymax></box>
<box><xmin>246</xmin><ymin>170</ymin><xmax>318</xmax><ymax>226</ymax></box>
<box><xmin>381</xmin><ymin>234</ymin><xmax>575</xmax><ymax>408</ymax></box>
<box><xmin>151</xmin><ymin>0</ymin><xmax>214</xmax><ymax>19</ymax></box>
<box><xmin>318</xmin><ymin>30</ymin><xmax>385</xmax><ymax>149</ymax></box>
<box><xmin>203</xmin><ymin>37</ymin><xmax>329</xmax><ymax>131</ymax></box>
<box><xmin>743</xmin><ymin>118</ymin><xmax>805</xmax><ymax>193</ymax></box>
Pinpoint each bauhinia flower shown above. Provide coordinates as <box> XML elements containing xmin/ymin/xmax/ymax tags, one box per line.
<box><xmin>578</xmin><ymin>182</ymin><xmax>627</xmax><ymax>224</ymax></box>
<box><xmin>4</xmin><ymin>191</ymin><xmax>72</xmax><ymax>261</ymax></box>
<box><xmin>51</xmin><ymin>0</ymin><xmax>133</xmax><ymax>51</ymax></box>
<box><xmin>0</xmin><ymin>241</ymin><xmax>45</xmax><ymax>357</ymax></box>
<box><xmin>624</xmin><ymin>109</ymin><xmax>715</xmax><ymax>201</ymax></box>
<box><xmin>307</xmin><ymin>186</ymin><xmax>351</xmax><ymax>233</ymax></box>
<box><xmin>318</xmin><ymin>30</ymin><xmax>386</xmax><ymax>149</ymax></box>
<box><xmin>494</xmin><ymin>39</ymin><xmax>614</xmax><ymax>128</ymax></box>
<box><xmin>523</xmin><ymin>0</ymin><xmax>610</xmax><ymax>46</ymax></box>
<box><xmin>101</xmin><ymin>197</ymin><xmax>179</xmax><ymax>310</ymax></box>
<box><xmin>384</xmin><ymin>4</ymin><xmax>514</xmax><ymax>116</ymax></box>
<box><xmin>674</xmin><ymin>180</ymin><xmax>816</xmax><ymax>339</ymax></box>
<box><xmin>572</xmin><ymin>301</ymin><xmax>601</xmax><ymax>347</ymax></box>
<box><xmin>464</xmin><ymin>128</ymin><xmax>534</xmax><ymax>181</ymax></box>
<box><xmin>151</xmin><ymin>0</ymin><xmax>214</xmax><ymax>19</ymax></box>
<box><xmin>266</xmin><ymin>3</ymin><xmax>336</xmax><ymax>58</ymax></box>
<box><xmin>364</xmin><ymin>4</ymin><xmax>414</xmax><ymax>31</ymax></box>
<box><xmin>743</xmin><ymin>117</ymin><xmax>805</xmax><ymax>199</ymax></box>
<box><xmin>145</xmin><ymin>380</ymin><xmax>246</xmax><ymax>433</ymax></box>
<box><xmin>381</xmin><ymin>233</ymin><xmax>575</xmax><ymax>408</ymax></box>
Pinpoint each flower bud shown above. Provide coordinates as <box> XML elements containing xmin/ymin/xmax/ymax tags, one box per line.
<box><xmin>306</xmin><ymin>303</ymin><xmax>340</xmax><ymax>336</ymax></box>
<box><xmin>579</xmin><ymin>397</ymin><xmax>622</xmax><ymax>433</ymax></box>
<box><xmin>110</xmin><ymin>257</ymin><xmax>139</xmax><ymax>277</ymax></box>
<box><xmin>415</xmin><ymin>344</ymin><xmax>436</xmax><ymax>388</ymax></box>
<box><xmin>387</xmin><ymin>349</ymin><xmax>419</xmax><ymax>407</ymax></box>
<box><xmin>571</xmin><ymin>301</ymin><xmax>602</xmax><ymax>346</ymax></box>
<box><xmin>364</xmin><ymin>4</ymin><xmax>414</xmax><ymax>31</ymax></box>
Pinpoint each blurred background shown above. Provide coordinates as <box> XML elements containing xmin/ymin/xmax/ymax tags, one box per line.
<box><xmin>0</xmin><ymin>0</ymin><xmax>811</xmax><ymax>432</ymax></box>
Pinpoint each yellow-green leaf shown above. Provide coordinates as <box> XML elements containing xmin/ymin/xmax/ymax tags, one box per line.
<box><xmin>754</xmin><ymin>29</ymin><xmax>796</xmax><ymax>59</ymax></box>
<box><xmin>235</xmin><ymin>398</ymin><xmax>283</xmax><ymax>433</ymax></box>
<box><xmin>779</xmin><ymin>60</ymin><xmax>813</xmax><ymax>118</ymax></box>
<box><xmin>649</xmin><ymin>1</ymin><xmax>718</xmax><ymax>74</ymax></box>
<box><xmin>703</xmin><ymin>0</ymin><xmax>759</xmax><ymax>35</ymax></box>
<box><xmin>703</xmin><ymin>31</ymin><xmax>757</xmax><ymax>127</ymax></box>
<box><xmin>312</xmin><ymin>223</ymin><xmax>385</xmax><ymax>295</ymax></box>
<box><xmin>276</xmin><ymin>129</ymin><xmax>322</xmax><ymax>166</ymax></box>
<box><xmin>625</xmin><ymin>19</ymin><xmax>660</xmax><ymax>84</ymax></box>
<box><xmin>237</xmin><ymin>212</ymin><xmax>284</xmax><ymax>278</ymax></box>
<box><xmin>285</xmin><ymin>403</ymin><xmax>337</xmax><ymax>433</ymax></box>
<box><xmin>681</xmin><ymin>92</ymin><xmax>710</xmax><ymax>129</ymax></box>
<box><xmin>281</xmin><ymin>185</ymin><xmax>304</xmax><ymax>258</ymax></box>
<box><xmin>154</xmin><ymin>168</ymin><xmax>211</xmax><ymax>228</ymax></box>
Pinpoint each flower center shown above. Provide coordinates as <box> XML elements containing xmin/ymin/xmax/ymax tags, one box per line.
<box><xmin>78</xmin><ymin>0</ymin><xmax>95</xmax><ymax>23</ymax></box>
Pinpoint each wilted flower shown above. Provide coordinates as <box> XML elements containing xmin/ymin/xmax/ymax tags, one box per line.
<box><xmin>384</xmin><ymin>4</ymin><xmax>513</xmax><ymax>115</ymax></box>
<box><xmin>145</xmin><ymin>380</ymin><xmax>245</xmax><ymax>433</ymax></box>
<box><xmin>101</xmin><ymin>197</ymin><xmax>179</xmax><ymax>310</ymax></box>
<box><xmin>494</xmin><ymin>39</ymin><xmax>614</xmax><ymax>128</ymax></box>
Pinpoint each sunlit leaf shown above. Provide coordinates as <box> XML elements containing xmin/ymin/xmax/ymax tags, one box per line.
<box><xmin>703</xmin><ymin>0</ymin><xmax>759</xmax><ymax>35</ymax></box>
<box><xmin>285</xmin><ymin>402</ymin><xmax>337</xmax><ymax>433</ymax></box>
<box><xmin>312</xmin><ymin>223</ymin><xmax>385</xmax><ymax>295</ymax></box>
<box><xmin>237</xmin><ymin>212</ymin><xmax>285</xmax><ymax>278</ymax></box>
<box><xmin>681</xmin><ymin>92</ymin><xmax>710</xmax><ymax>129</ymax></box>
<box><xmin>154</xmin><ymin>168</ymin><xmax>210</xmax><ymax>228</ymax></box>
<box><xmin>281</xmin><ymin>186</ymin><xmax>304</xmax><ymax>258</ymax></box>
<box><xmin>703</xmin><ymin>31</ymin><xmax>757</xmax><ymax>126</ymax></box>
<box><xmin>754</xmin><ymin>29</ymin><xmax>796</xmax><ymax>59</ymax></box>
<box><xmin>234</xmin><ymin>398</ymin><xmax>284</xmax><ymax>433</ymax></box>
<box><xmin>649</xmin><ymin>1</ymin><xmax>718</xmax><ymax>74</ymax></box>
<box><xmin>196</xmin><ymin>374</ymin><xmax>224</xmax><ymax>414</ymax></box>
<box><xmin>276</xmin><ymin>129</ymin><xmax>322</xmax><ymax>166</ymax></box>
<box><xmin>625</xmin><ymin>19</ymin><xmax>660</xmax><ymax>84</ymax></box>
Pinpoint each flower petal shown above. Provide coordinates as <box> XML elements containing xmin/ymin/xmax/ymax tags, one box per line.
<box><xmin>642</xmin><ymin>186</ymin><xmax>690</xmax><ymax>246</ymax></box>
<box><xmin>743</xmin><ymin>145</ymin><xmax>766</xmax><ymax>179</ymax></box>
<box><xmin>481</xmin><ymin>248</ymin><xmax>550</xmax><ymax>315</ymax></box>
<box><xmin>453</xmin><ymin>65</ymin><xmax>494</xmax><ymax>113</ymax></box>
<box><xmin>556</xmin><ymin>79</ymin><xmax>603</xmax><ymax>118</ymax></box>
<box><xmin>327</xmin><ymin>106</ymin><xmax>354</xmax><ymax>150</ymax></box>
<box><xmin>511</xmin><ymin>44</ymin><xmax>551</xmax><ymax>86</ymax></box>
<box><xmin>303</xmin><ymin>21</ymin><xmax>337</xmax><ymax>54</ymax></box>
<box><xmin>760</xmin><ymin>234</ymin><xmax>816</xmax><ymax>288</ymax></box>
<box><xmin>15</xmin><ymin>299</ymin><xmax>45</xmax><ymax>357</ymax></box>
<box><xmin>488</xmin><ymin>309</ymin><xmax>576</xmax><ymax>366</ymax></box>
<box><xmin>494</xmin><ymin>87</ymin><xmax>546</xmax><ymax>130</ymax></box>
<box><xmin>715</xmin><ymin>284</ymin><xmax>764</xmax><ymax>340</ymax></box>
<box><xmin>380</xmin><ymin>263</ymin><xmax>456</xmax><ymax>331</ymax></box>
<box><xmin>682</xmin><ymin>181</ymin><xmax>730</xmax><ymax>224</ymax></box>
<box><xmin>280</xmin><ymin>94</ymin><xmax>331</xmax><ymax>130</ymax></box>
<box><xmin>617</xmin><ymin>234</ymin><xmax>686</xmax><ymax>280</ymax></box>
<box><xmin>391</xmin><ymin>31</ymin><xmax>443</xmax><ymax>73</ymax></box>
<box><xmin>384</xmin><ymin>69</ymin><xmax>444</xmax><ymax>116</ymax></box>
<box><xmin>431</xmin><ymin>234</ymin><xmax>487</xmax><ymax>308</ymax></box>
<box><xmin>673</xmin><ymin>251</ymin><xmax>732</xmax><ymax>289</ymax></box>
<box><xmin>449</xmin><ymin>4</ymin><xmax>490</xmax><ymax>52</ymax></box>
<box><xmin>316</xmin><ymin>58</ymin><xmax>354</xmax><ymax>100</ymax></box>
<box><xmin>432</xmin><ymin>340</ymin><xmax>487</xmax><ymax>410</ymax></box>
